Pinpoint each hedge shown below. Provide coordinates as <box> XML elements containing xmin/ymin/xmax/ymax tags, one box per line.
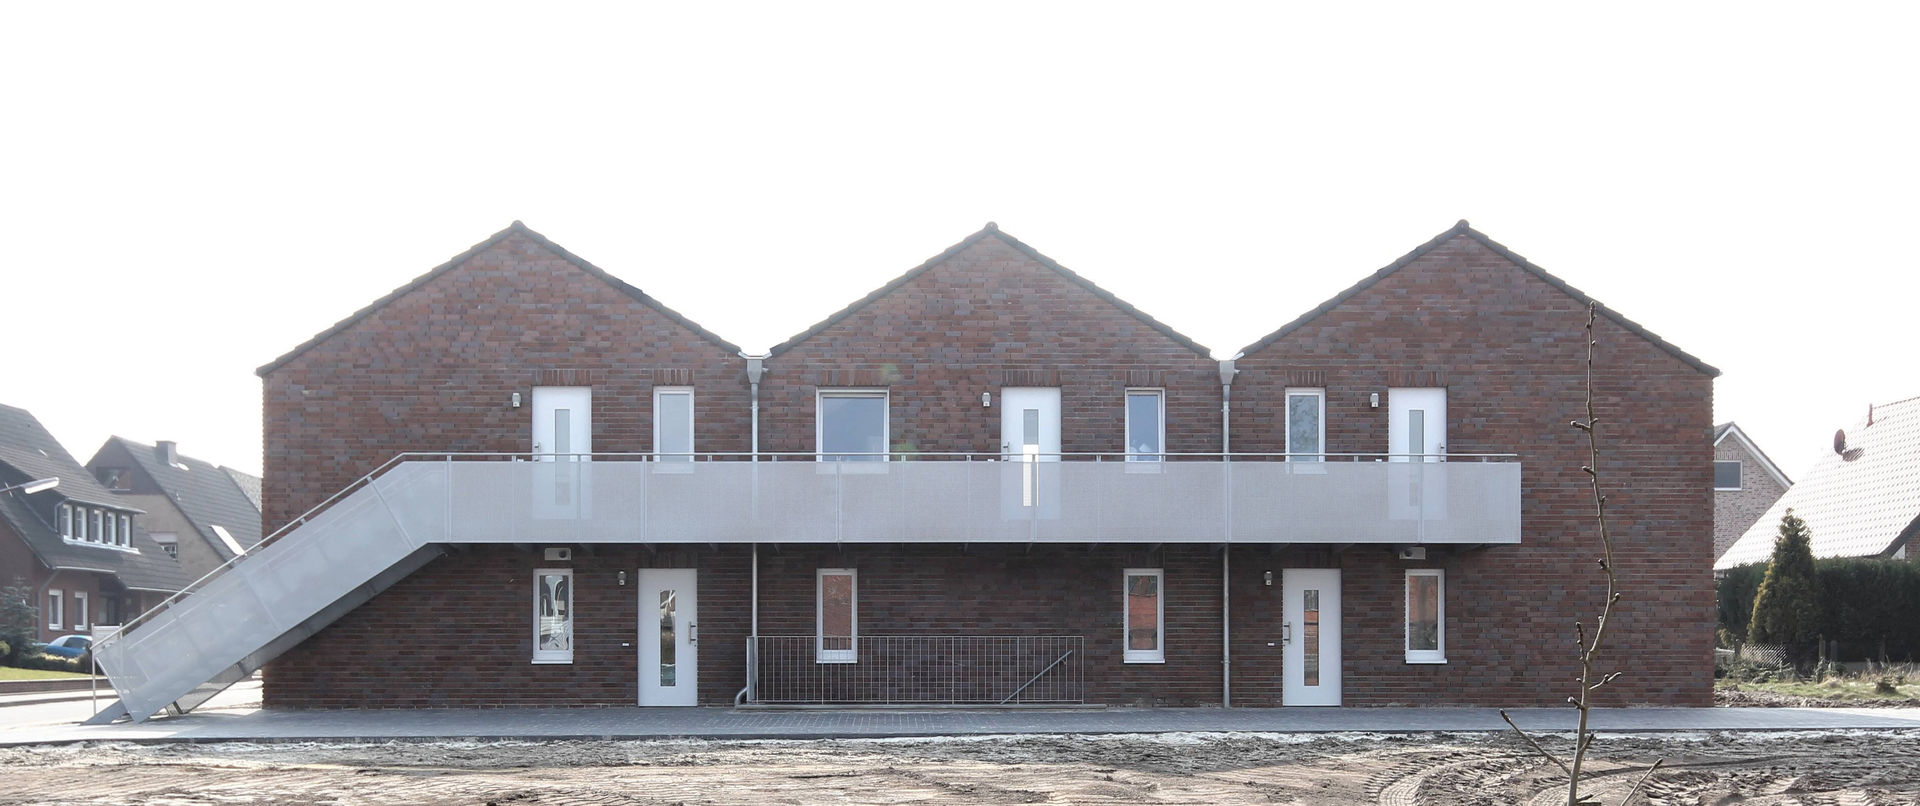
<box><xmin>1718</xmin><ymin>558</ymin><xmax>1920</xmax><ymax>661</ymax></box>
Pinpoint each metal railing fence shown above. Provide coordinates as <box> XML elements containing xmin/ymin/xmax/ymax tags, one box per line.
<box><xmin>749</xmin><ymin>635</ymin><xmax>1085</xmax><ymax>704</ymax></box>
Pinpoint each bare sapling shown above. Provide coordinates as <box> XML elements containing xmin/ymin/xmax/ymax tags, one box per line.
<box><xmin>1498</xmin><ymin>303</ymin><xmax>1664</xmax><ymax>805</ymax></box>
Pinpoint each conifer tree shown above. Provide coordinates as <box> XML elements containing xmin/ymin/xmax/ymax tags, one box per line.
<box><xmin>1747</xmin><ymin>509</ymin><xmax>1821</xmax><ymax>670</ymax></box>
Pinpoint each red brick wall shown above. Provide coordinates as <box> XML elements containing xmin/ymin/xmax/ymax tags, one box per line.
<box><xmin>1228</xmin><ymin>234</ymin><xmax>1715</xmax><ymax>706</ymax></box>
<box><xmin>262</xmin><ymin>230</ymin><xmax>749</xmax><ymax>699</ymax></box>
<box><xmin>758</xmin><ymin>232</ymin><xmax>1222</xmax><ymax>458</ymax></box>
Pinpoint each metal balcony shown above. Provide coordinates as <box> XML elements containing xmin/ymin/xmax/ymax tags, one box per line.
<box><xmin>88</xmin><ymin>451</ymin><xmax>1518</xmax><ymax>723</ymax></box>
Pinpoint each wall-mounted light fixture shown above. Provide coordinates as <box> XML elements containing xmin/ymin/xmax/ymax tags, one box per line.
<box><xmin>982</xmin><ymin>392</ymin><xmax>992</xmax><ymax>408</ymax></box>
<box><xmin>1263</xmin><ymin>570</ymin><xmax>1273</xmax><ymax>587</ymax></box>
<box><xmin>1369</xmin><ymin>392</ymin><xmax>1380</xmax><ymax>408</ymax></box>
<box><xmin>618</xmin><ymin>570</ymin><xmax>627</xmax><ymax>586</ymax></box>
<box><xmin>511</xmin><ymin>392</ymin><xmax>523</xmax><ymax>409</ymax></box>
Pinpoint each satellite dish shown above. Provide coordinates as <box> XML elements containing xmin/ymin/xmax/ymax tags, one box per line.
<box><xmin>1834</xmin><ymin>429</ymin><xmax>1847</xmax><ymax>455</ymax></box>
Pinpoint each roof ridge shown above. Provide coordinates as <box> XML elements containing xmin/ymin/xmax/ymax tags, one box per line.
<box><xmin>767</xmin><ymin>223</ymin><xmax>1212</xmax><ymax>359</ymax></box>
<box><xmin>257</xmin><ymin>222</ymin><xmax>742</xmax><ymax>376</ymax></box>
<box><xmin>1234</xmin><ymin>221</ymin><xmax>1720</xmax><ymax>377</ymax></box>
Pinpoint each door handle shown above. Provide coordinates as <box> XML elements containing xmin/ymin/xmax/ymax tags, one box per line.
<box><xmin>1282</xmin><ymin>622</ymin><xmax>1292</xmax><ymax>645</ymax></box>
<box><xmin>688</xmin><ymin>622</ymin><xmax>697</xmax><ymax>645</ymax></box>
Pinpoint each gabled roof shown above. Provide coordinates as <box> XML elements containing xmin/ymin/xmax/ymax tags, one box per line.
<box><xmin>96</xmin><ymin>437</ymin><xmax>264</xmax><ymax>561</ymax></box>
<box><xmin>258</xmin><ymin>221</ymin><xmax>743</xmax><ymax>376</ymax></box>
<box><xmin>224</xmin><ymin>466</ymin><xmax>262</xmax><ymax>510</ymax></box>
<box><xmin>0</xmin><ymin>403</ymin><xmax>134</xmax><ymax>511</ymax></box>
<box><xmin>1716</xmin><ymin>396</ymin><xmax>1920</xmax><ymax>569</ymax></box>
<box><xmin>1235</xmin><ymin>220</ymin><xmax>1721</xmax><ymax>376</ymax></box>
<box><xmin>0</xmin><ymin>404</ymin><xmax>188</xmax><ymax>593</ymax></box>
<box><xmin>1714</xmin><ymin>421</ymin><xmax>1792</xmax><ymax>487</ymax></box>
<box><xmin>767</xmin><ymin>223</ymin><xmax>1212</xmax><ymax>359</ymax></box>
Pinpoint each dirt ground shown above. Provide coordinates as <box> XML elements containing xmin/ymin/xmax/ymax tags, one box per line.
<box><xmin>6</xmin><ymin>731</ymin><xmax>1920</xmax><ymax>805</ymax></box>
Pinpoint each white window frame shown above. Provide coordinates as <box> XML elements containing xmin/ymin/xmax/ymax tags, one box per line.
<box><xmin>815</xmin><ymin>568</ymin><xmax>858</xmax><ymax>664</ymax></box>
<box><xmin>74</xmin><ymin>592</ymin><xmax>88</xmax><ymax>632</ymax></box>
<box><xmin>531</xmin><ymin>568</ymin><xmax>574</xmax><ymax>664</ymax></box>
<box><xmin>815</xmin><ymin>389</ymin><xmax>890</xmax><ymax>465</ymax></box>
<box><xmin>1122</xmin><ymin>568</ymin><xmax>1166</xmax><ymax>663</ymax></box>
<box><xmin>1285</xmin><ymin>388</ymin><xmax>1326</xmax><ymax>462</ymax></box>
<box><xmin>1405</xmin><ymin>569</ymin><xmax>1446</xmax><ymax>664</ymax></box>
<box><xmin>1124</xmin><ymin>388</ymin><xmax>1166</xmax><ymax>463</ymax></box>
<box><xmin>1713</xmin><ymin>460</ymin><xmax>1743</xmax><ymax>491</ymax></box>
<box><xmin>89</xmin><ymin>510</ymin><xmax>103</xmax><ymax>543</ymax></box>
<box><xmin>47</xmin><ymin>589</ymin><xmax>63</xmax><ymax>631</ymax></box>
<box><xmin>119</xmin><ymin>514</ymin><xmax>131</xmax><ymax>547</ymax></box>
<box><xmin>652</xmin><ymin>386</ymin><xmax>696</xmax><ymax>465</ymax></box>
<box><xmin>103</xmin><ymin>512</ymin><xmax>116</xmax><ymax>545</ymax></box>
<box><xmin>58</xmin><ymin>504</ymin><xmax>71</xmax><ymax>538</ymax></box>
<box><xmin>152</xmin><ymin>531</ymin><xmax>179</xmax><ymax>559</ymax></box>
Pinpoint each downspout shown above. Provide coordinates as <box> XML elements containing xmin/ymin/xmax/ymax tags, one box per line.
<box><xmin>1217</xmin><ymin>358</ymin><xmax>1238</xmax><ymax>708</ymax></box>
<box><xmin>736</xmin><ymin>356</ymin><xmax>767</xmax><ymax>707</ymax></box>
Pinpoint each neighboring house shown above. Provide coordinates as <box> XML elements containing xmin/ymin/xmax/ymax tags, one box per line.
<box><xmin>85</xmin><ymin>438</ymin><xmax>264</xmax><ymax>582</ymax></box>
<box><xmin>1717</xmin><ymin>397</ymin><xmax>1920</xmax><ymax>570</ymax></box>
<box><xmin>1712</xmin><ymin>422</ymin><xmax>1791</xmax><ymax>563</ymax></box>
<box><xmin>87</xmin><ymin>220</ymin><xmax>1717</xmax><ymax>723</ymax></box>
<box><xmin>0</xmin><ymin>404</ymin><xmax>190</xmax><ymax>643</ymax></box>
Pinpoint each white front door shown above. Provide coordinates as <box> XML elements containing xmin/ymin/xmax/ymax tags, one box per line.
<box><xmin>1387</xmin><ymin>388</ymin><xmax>1445</xmax><ymax>461</ymax></box>
<box><xmin>1282</xmin><ymin>568</ymin><xmax>1341</xmax><ymax>706</ymax></box>
<box><xmin>1387</xmin><ymin>388</ymin><xmax>1447</xmax><ymax>525</ymax></box>
<box><xmin>533</xmin><ymin>386</ymin><xmax>592</xmax><ymax>460</ymax></box>
<box><xmin>532</xmin><ymin>387</ymin><xmax>592</xmax><ymax>519</ymax></box>
<box><xmin>1000</xmin><ymin>388</ymin><xmax>1062</xmax><ymax>516</ymax></box>
<box><xmin>638</xmin><ymin>568</ymin><xmax>698</xmax><ymax>706</ymax></box>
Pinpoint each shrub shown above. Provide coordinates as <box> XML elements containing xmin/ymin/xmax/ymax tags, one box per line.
<box><xmin>1749</xmin><ymin>510</ymin><xmax>1821</xmax><ymax>669</ymax></box>
<box><xmin>12</xmin><ymin>652</ymin><xmax>84</xmax><ymax>673</ymax></box>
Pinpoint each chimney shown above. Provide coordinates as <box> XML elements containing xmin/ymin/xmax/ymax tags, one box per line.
<box><xmin>156</xmin><ymin>441</ymin><xmax>178</xmax><ymax>466</ymax></box>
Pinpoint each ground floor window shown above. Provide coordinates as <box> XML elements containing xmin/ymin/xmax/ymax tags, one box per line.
<box><xmin>817</xmin><ymin>569</ymin><xmax>857</xmax><ymax>663</ymax></box>
<box><xmin>74</xmin><ymin>592</ymin><xmax>88</xmax><ymax>631</ymax></box>
<box><xmin>532</xmin><ymin>569</ymin><xmax>573</xmax><ymax>663</ymax></box>
<box><xmin>1123</xmin><ymin>568</ymin><xmax>1164</xmax><ymax>663</ymax></box>
<box><xmin>47</xmin><ymin>589</ymin><xmax>64</xmax><ymax>631</ymax></box>
<box><xmin>1406</xmin><ymin>569</ymin><xmax>1445</xmax><ymax>663</ymax></box>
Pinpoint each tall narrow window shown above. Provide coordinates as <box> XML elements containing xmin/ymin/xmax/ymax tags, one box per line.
<box><xmin>104</xmin><ymin>513</ymin><xmax>116</xmax><ymax>545</ymax></box>
<box><xmin>58</xmin><ymin>505</ymin><xmax>71</xmax><ymax>538</ymax></box>
<box><xmin>817</xmin><ymin>569</ymin><xmax>857</xmax><ymax>663</ymax></box>
<box><xmin>1126</xmin><ymin>389</ymin><xmax>1165</xmax><ymax>462</ymax></box>
<box><xmin>1286</xmin><ymin>388</ymin><xmax>1325</xmax><ymax>461</ymax></box>
<box><xmin>1123</xmin><ymin>568</ymin><xmax>1165</xmax><ymax>663</ymax></box>
<box><xmin>47</xmin><ymin>589</ymin><xmax>63</xmax><ymax>630</ymax></box>
<box><xmin>654</xmin><ymin>387</ymin><xmax>695</xmax><ymax>462</ymax></box>
<box><xmin>532</xmin><ymin>569</ymin><xmax>574</xmax><ymax>664</ymax></box>
<box><xmin>119</xmin><ymin>515</ymin><xmax>131</xmax><ymax>547</ymax></box>
<box><xmin>1406</xmin><ymin>569</ymin><xmax>1445</xmax><ymax>663</ymax></box>
<box><xmin>74</xmin><ymin>592</ymin><xmax>88</xmax><ymax>631</ymax></box>
<box><xmin>90</xmin><ymin>510</ymin><xmax>103</xmax><ymax>544</ymax></box>
<box><xmin>817</xmin><ymin>390</ymin><xmax>888</xmax><ymax>462</ymax></box>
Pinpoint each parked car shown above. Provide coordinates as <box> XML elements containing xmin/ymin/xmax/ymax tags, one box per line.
<box><xmin>34</xmin><ymin>634</ymin><xmax>92</xmax><ymax>658</ymax></box>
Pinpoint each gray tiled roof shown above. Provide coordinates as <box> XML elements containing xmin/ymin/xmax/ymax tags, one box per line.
<box><xmin>1717</xmin><ymin>397</ymin><xmax>1920</xmax><ymax>569</ymax></box>
<box><xmin>0</xmin><ymin>404</ymin><xmax>188</xmax><ymax>593</ymax></box>
<box><xmin>109</xmin><ymin>437</ymin><xmax>263</xmax><ymax>560</ymax></box>
<box><xmin>223</xmin><ymin>467</ymin><xmax>262</xmax><ymax>510</ymax></box>
<box><xmin>0</xmin><ymin>404</ymin><xmax>131</xmax><ymax>510</ymax></box>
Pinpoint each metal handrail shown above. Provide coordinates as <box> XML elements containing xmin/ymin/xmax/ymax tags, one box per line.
<box><xmin>98</xmin><ymin>448</ymin><xmax>1518</xmax><ymax>648</ymax></box>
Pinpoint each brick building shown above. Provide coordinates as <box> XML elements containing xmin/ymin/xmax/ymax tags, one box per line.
<box><xmin>88</xmin><ymin>220</ymin><xmax>1719</xmax><ymax>721</ymax></box>
<box><xmin>1711</xmin><ymin>423</ymin><xmax>1790</xmax><ymax>563</ymax></box>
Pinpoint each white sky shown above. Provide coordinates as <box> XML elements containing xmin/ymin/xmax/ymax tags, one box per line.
<box><xmin>1</xmin><ymin>3</ymin><xmax>1913</xmax><ymax>480</ymax></box>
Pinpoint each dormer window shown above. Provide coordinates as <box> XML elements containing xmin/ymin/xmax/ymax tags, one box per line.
<box><xmin>97</xmin><ymin>467</ymin><xmax>130</xmax><ymax>491</ymax></box>
<box><xmin>119</xmin><ymin>514</ymin><xmax>131</xmax><ymax>547</ymax></box>
<box><xmin>58</xmin><ymin>504</ymin><xmax>72</xmax><ymax>537</ymax></box>
<box><xmin>90</xmin><ymin>509</ymin><xmax>103</xmax><ymax>543</ymax></box>
<box><xmin>104</xmin><ymin>512</ymin><xmax>117</xmax><ymax>544</ymax></box>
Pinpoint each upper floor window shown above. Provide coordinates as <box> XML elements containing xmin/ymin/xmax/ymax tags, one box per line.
<box><xmin>119</xmin><ymin>514</ymin><xmax>131</xmax><ymax>547</ymax></box>
<box><xmin>818</xmin><ymin>390</ymin><xmax>888</xmax><ymax>462</ymax></box>
<box><xmin>653</xmin><ymin>387</ymin><xmax>695</xmax><ymax>462</ymax></box>
<box><xmin>96</xmin><ymin>467</ymin><xmax>130</xmax><ymax>491</ymax></box>
<box><xmin>58</xmin><ymin>504</ymin><xmax>72</xmax><ymax>538</ymax></box>
<box><xmin>103</xmin><ymin>512</ymin><xmax>116</xmax><ymax>545</ymax></box>
<box><xmin>1125</xmin><ymin>389</ymin><xmax>1165</xmax><ymax>462</ymax></box>
<box><xmin>90</xmin><ymin>510</ymin><xmax>103</xmax><ymax>544</ymax></box>
<box><xmin>152</xmin><ymin>531</ymin><xmax>179</xmax><ymax>559</ymax></box>
<box><xmin>1286</xmin><ymin>388</ymin><xmax>1325</xmax><ymax>462</ymax></box>
<box><xmin>1713</xmin><ymin>461</ymin><xmax>1742</xmax><ymax>491</ymax></box>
